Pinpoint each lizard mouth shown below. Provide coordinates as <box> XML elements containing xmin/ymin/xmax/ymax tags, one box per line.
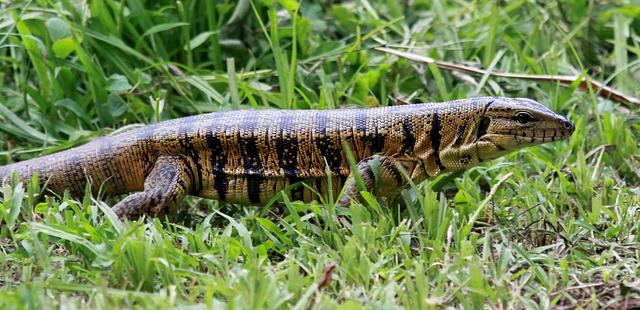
<box><xmin>493</xmin><ymin>121</ymin><xmax>575</xmax><ymax>143</ymax></box>
<box><xmin>476</xmin><ymin>122</ymin><xmax>574</xmax><ymax>162</ymax></box>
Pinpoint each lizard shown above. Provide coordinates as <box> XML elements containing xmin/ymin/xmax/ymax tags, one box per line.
<box><xmin>0</xmin><ymin>97</ymin><xmax>574</xmax><ymax>219</ymax></box>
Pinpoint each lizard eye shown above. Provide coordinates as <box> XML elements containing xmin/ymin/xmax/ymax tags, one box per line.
<box><xmin>515</xmin><ymin>112</ymin><xmax>536</xmax><ymax>124</ymax></box>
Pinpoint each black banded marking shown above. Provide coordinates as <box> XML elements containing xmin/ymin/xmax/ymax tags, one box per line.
<box><xmin>430</xmin><ymin>112</ymin><xmax>446</xmax><ymax>171</ymax></box>
<box><xmin>314</xmin><ymin>112</ymin><xmax>342</xmax><ymax>173</ymax></box>
<box><xmin>453</xmin><ymin>124</ymin><xmax>466</xmax><ymax>147</ymax></box>
<box><xmin>240</xmin><ymin>115</ymin><xmax>263</xmax><ymax>204</ymax></box>
<box><xmin>474</xmin><ymin>99</ymin><xmax>495</xmax><ymax>142</ymax></box>
<box><xmin>459</xmin><ymin>154</ymin><xmax>472</xmax><ymax>165</ymax></box>
<box><xmin>277</xmin><ymin>113</ymin><xmax>300</xmax><ymax>176</ymax></box>
<box><xmin>483</xmin><ymin>99</ymin><xmax>495</xmax><ymax>114</ymax></box>
<box><xmin>274</xmin><ymin>112</ymin><xmax>313</xmax><ymax>200</ymax></box>
<box><xmin>401</xmin><ymin>118</ymin><xmax>415</xmax><ymax>154</ymax></box>
<box><xmin>381</xmin><ymin>157</ymin><xmax>403</xmax><ymax>186</ymax></box>
<box><xmin>363</xmin><ymin>166</ymin><xmax>375</xmax><ymax>191</ymax></box>
<box><xmin>177</xmin><ymin>122</ymin><xmax>202</xmax><ymax>192</ymax></box>
<box><xmin>477</xmin><ymin>117</ymin><xmax>490</xmax><ymax>140</ymax></box>
<box><xmin>371</xmin><ymin>124</ymin><xmax>385</xmax><ymax>154</ymax></box>
<box><xmin>205</xmin><ymin>114</ymin><xmax>229</xmax><ymax>202</ymax></box>
<box><xmin>355</xmin><ymin>109</ymin><xmax>369</xmax><ymax>158</ymax></box>
<box><xmin>247</xmin><ymin>175</ymin><xmax>263</xmax><ymax>204</ymax></box>
<box><xmin>180</xmin><ymin>156</ymin><xmax>197</xmax><ymax>193</ymax></box>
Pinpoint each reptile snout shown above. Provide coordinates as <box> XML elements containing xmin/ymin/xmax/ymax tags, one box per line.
<box><xmin>561</xmin><ymin>119</ymin><xmax>574</xmax><ymax>132</ymax></box>
<box><xmin>536</xmin><ymin>116</ymin><xmax>575</xmax><ymax>142</ymax></box>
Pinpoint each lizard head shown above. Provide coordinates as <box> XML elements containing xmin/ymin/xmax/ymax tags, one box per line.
<box><xmin>438</xmin><ymin>97</ymin><xmax>574</xmax><ymax>173</ymax></box>
<box><xmin>473</xmin><ymin>97</ymin><xmax>574</xmax><ymax>161</ymax></box>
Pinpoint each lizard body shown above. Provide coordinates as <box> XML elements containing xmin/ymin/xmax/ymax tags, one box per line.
<box><xmin>0</xmin><ymin>97</ymin><xmax>574</xmax><ymax>218</ymax></box>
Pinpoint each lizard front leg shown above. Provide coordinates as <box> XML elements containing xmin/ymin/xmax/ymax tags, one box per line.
<box><xmin>338</xmin><ymin>155</ymin><xmax>421</xmax><ymax>207</ymax></box>
<box><xmin>112</xmin><ymin>155</ymin><xmax>197</xmax><ymax>219</ymax></box>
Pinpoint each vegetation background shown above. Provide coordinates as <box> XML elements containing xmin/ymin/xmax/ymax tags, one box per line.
<box><xmin>1</xmin><ymin>0</ymin><xmax>639</xmax><ymax>308</ymax></box>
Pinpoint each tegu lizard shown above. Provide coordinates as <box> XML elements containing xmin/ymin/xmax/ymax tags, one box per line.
<box><xmin>0</xmin><ymin>97</ymin><xmax>574</xmax><ymax>218</ymax></box>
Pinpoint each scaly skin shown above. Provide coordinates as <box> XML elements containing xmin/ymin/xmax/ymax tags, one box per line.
<box><xmin>0</xmin><ymin>97</ymin><xmax>574</xmax><ymax>218</ymax></box>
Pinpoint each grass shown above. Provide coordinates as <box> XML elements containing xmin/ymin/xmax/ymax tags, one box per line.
<box><xmin>1</xmin><ymin>0</ymin><xmax>639</xmax><ymax>308</ymax></box>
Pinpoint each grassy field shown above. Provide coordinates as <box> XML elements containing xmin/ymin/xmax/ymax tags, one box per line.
<box><xmin>1</xmin><ymin>0</ymin><xmax>639</xmax><ymax>308</ymax></box>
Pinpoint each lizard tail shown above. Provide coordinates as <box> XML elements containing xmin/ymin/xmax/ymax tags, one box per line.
<box><xmin>0</xmin><ymin>137</ymin><xmax>155</xmax><ymax>198</ymax></box>
<box><xmin>0</xmin><ymin>148</ymin><xmax>91</xmax><ymax>196</ymax></box>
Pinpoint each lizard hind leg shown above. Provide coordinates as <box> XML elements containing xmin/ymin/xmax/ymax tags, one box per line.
<box><xmin>112</xmin><ymin>155</ymin><xmax>197</xmax><ymax>219</ymax></box>
<box><xmin>338</xmin><ymin>155</ymin><xmax>412</xmax><ymax>207</ymax></box>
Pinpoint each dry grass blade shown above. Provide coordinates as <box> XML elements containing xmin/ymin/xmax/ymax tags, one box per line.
<box><xmin>308</xmin><ymin>263</ymin><xmax>337</xmax><ymax>310</ymax></box>
<box><xmin>375</xmin><ymin>47</ymin><xmax>640</xmax><ymax>107</ymax></box>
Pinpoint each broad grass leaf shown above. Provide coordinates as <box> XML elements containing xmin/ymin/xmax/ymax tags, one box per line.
<box><xmin>52</xmin><ymin>37</ymin><xmax>75</xmax><ymax>58</ymax></box>
<box><xmin>46</xmin><ymin>17</ymin><xmax>71</xmax><ymax>42</ymax></box>
<box><xmin>106</xmin><ymin>74</ymin><xmax>132</xmax><ymax>93</ymax></box>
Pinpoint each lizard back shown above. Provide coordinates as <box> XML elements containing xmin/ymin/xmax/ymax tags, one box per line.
<box><xmin>138</xmin><ymin>103</ymin><xmax>451</xmax><ymax>204</ymax></box>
